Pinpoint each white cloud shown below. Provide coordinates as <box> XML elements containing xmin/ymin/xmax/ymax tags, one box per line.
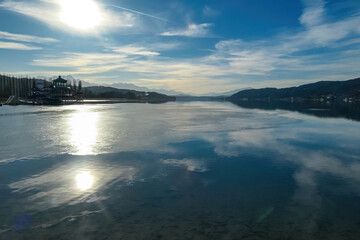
<box><xmin>215</xmin><ymin>39</ymin><xmax>243</xmax><ymax>51</ymax></box>
<box><xmin>289</xmin><ymin>0</ymin><xmax>360</xmax><ymax>48</ymax></box>
<box><xmin>299</xmin><ymin>0</ymin><xmax>325</xmax><ymax>28</ymax></box>
<box><xmin>111</xmin><ymin>46</ymin><xmax>160</xmax><ymax>56</ymax></box>
<box><xmin>0</xmin><ymin>41</ymin><xmax>41</xmax><ymax>50</ymax></box>
<box><xmin>161</xmin><ymin>23</ymin><xmax>213</xmax><ymax>37</ymax></box>
<box><xmin>0</xmin><ymin>31</ymin><xmax>58</xmax><ymax>43</ymax></box>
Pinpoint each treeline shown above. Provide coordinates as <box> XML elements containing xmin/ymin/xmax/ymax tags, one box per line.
<box><xmin>0</xmin><ymin>75</ymin><xmax>85</xmax><ymax>100</ymax></box>
<box><xmin>0</xmin><ymin>75</ymin><xmax>47</xmax><ymax>99</ymax></box>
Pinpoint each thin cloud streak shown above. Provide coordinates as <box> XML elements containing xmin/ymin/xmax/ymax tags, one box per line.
<box><xmin>111</xmin><ymin>45</ymin><xmax>160</xmax><ymax>56</ymax></box>
<box><xmin>0</xmin><ymin>31</ymin><xmax>59</xmax><ymax>43</ymax></box>
<box><xmin>0</xmin><ymin>41</ymin><xmax>41</xmax><ymax>50</ymax></box>
<box><xmin>203</xmin><ymin>5</ymin><xmax>219</xmax><ymax>17</ymax></box>
<box><xmin>111</xmin><ymin>4</ymin><xmax>168</xmax><ymax>22</ymax></box>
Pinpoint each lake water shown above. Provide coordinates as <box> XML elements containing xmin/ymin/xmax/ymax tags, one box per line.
<box><xmin>0</xmin><ymin>101</ymin><xmax>359</xmax><ymax>239</ymax></box>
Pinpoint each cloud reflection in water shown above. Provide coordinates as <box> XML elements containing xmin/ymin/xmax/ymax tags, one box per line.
<box><xmin>162</xmin><ymin>158</ymin><xmax>208</xmax><ymax>172</ymax></box>
<box><xmin>8</xmin><ymin>160</ymin><xmax>137</xmax><ymax>209</ymax></box>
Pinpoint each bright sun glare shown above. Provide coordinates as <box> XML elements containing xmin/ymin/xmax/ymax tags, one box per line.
<box><xmin>69</xmin><ymin>109</ymin><xmax>99</xmax><ymax>155</ymax></box>
<box><xmin>58</xmin><ymin>0</ymin><xmax>102</xmax><ymax>30</ymax></box>
<box><xmin>76</xmin><ymin>171</ymin><xmax>94</xmax><ymax>191</ymax></box>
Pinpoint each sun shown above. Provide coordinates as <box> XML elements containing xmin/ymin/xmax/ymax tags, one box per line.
<box><xmin>58</xmin><ymin>0</ymin><xmax>102</xmax><ymax>30</ymax></box>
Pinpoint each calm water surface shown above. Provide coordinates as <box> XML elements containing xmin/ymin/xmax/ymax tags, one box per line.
<box><xmin>0</xmin><ymin>102</ymin><xmax>359</xmax><ymax>239</ymax></box>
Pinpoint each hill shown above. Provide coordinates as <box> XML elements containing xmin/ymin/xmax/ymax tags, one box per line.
<box><xmin>230</xmin><ymin>78</ymin><xmax>360</xmax><ymax>101</ymax></box>
<box><xmin>83</xmin><ymin>86</ymin><xmax>175</xmax><ymax>102</ymax></box>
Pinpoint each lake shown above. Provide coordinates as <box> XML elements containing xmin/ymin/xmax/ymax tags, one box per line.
<box><xmin>0</xmin><ymin>101</ymin><xmax>360</xmax><ymax>239</ymax></box>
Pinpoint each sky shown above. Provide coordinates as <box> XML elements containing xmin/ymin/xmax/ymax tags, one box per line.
<box><xmin>0</xmin><ymin>0</ymin><xmax>360</xmax><ymax>94</ymax></box>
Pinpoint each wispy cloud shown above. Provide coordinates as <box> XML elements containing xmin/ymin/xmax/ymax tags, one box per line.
<box><xmin>0</xmin><ymin>30</ymin><xmax>58</xmax><ymax>43</ymax></box>
<box><xmin>31</xmin><ymin>52</ymin><xmax>129</xmax><ymax>69</ymax></box>
<box><xmin>299</xmin><ymin>0</ymin><xmax>325</xmax><ymax>27</ymax></box>
<box><xmin>0</xmin><ymin>41</ymin><xmax>41</xmax><ymax>50</ymax></box>
<box><xmin>149</xmin><ymin>42</ymin><xmax>182</xmax><ymax>51</ymax></box>
<box><xmin>161</xmin><ymin>23</ymin><xmax>213</xmax><ymax>37</ymax></box>
<box><xmin>203</xmin><ymin>5</ymin><xmax>219</xmax><ymax>17</ymax></box>
<box><xmin>111</xmin><ymin>45</ymin><xmax>160</xmax><ymax>56</ymax></box>
<box><xmin>292</xmin><ymin>0</ymin><xmax>360</xmax><ymax>47</ymax></box>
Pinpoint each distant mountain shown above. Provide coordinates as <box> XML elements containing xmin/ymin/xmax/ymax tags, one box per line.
<box><xmin>37</xmin><ymin>75</ymin><xmax>76</xmax><ymax>82</ymax></box>
<box><xmin>108</xmin><ymin>82</ymin><xmax>185</xmax><ymax>96</ymax></box>
<box><xmin>48</xmin><ymin>76</ymin><xmax>186</xmax><ymax>95</ymax></box>
<box><xmin>83</xmin><ymin>86</ymin><xmax>175</xmax><ymax>102</ymax></box>
<box><xmin>36</xmin><ymin>76</ymin><xmax>51</xmax><ymax>81</ymax></box>
<box><xmin>175</xmin><ymin>95</ymin><xmax>226</xmax><ymax>101</ymax></box>
<box><xmin>204</xmin><ymin>88</ymin><xmax>252</xmax><ymax>97</ymax></box>
<box><xmin>36</xmin><ymin>75</ymin><xmax>185</xmax><ymax>95</ymax></box>
<box><xmin>108</xmin><ymin>82</ymin><xmax>150</xmax><ymax>92</ymax></box>
<box><xmin>230</xmin><ymin>78</ymin><xmax>360</xmax><ymax>100</ymax></box>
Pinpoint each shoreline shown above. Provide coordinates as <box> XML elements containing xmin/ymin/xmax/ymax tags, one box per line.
<box><xmin>0</xmin><ymin>98</ymin><xmax>174</xmax><ymax>105</ymax></box>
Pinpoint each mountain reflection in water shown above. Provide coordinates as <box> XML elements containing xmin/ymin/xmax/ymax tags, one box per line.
<box><xmin>0</xmin><ymin>102</ymin><xmax>359</xmax><ymax>239</ymax></box>
<box><xmin>230</xmin><ymin>99</ymin><xmax>360</xmax><ymax>121</ymax></box>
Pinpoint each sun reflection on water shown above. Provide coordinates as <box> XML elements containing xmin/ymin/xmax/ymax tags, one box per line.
<box><xmin>76</xmin><ymin>171</ymin><xmax>94</xmax><ymax>191</ymax></box>
<box><xmin>69</xmin><ymin>108</ymin><xmax>99</xmax><ymax>155</ymax></box>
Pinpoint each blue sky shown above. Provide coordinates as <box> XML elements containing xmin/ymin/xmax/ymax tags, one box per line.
<box><xmin>0</xmin><ymin>0</ymin><xmax>360</xmax><ymax>94</ymax></box>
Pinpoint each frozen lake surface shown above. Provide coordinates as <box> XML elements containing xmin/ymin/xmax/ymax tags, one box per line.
<box><xmin>0</xmin><ymin>101</ymin><xmax>360</xmax><ymax>239</ymax></box>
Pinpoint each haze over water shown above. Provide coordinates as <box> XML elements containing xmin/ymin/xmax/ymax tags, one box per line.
<box><xmin>0</xmin><ymin>102</ymin><xmax>360</xmax><ymax>239</ymax></box>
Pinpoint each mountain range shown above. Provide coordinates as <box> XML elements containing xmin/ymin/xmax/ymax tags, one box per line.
<box><xmin>37</xmin><ymin>75</ymin><xmax>247</xmax><ymax>96</ymax></box>
<box><xmin>36</xmin><ymin>75</ymin><xmax>360</xmax><ymax>100</ymax></box>
<box><xmin>36</xmin><ymin>75</ymin><xmax>186</xmax><ymax>96</ymax></box>
<box><xmin>230</xmin><ymin>77</ymin><xmax>360</xmax><ymax>100</ymax></box>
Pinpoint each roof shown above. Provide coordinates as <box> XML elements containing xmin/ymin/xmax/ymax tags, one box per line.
<box><xmin>53</xmin><ymin>76</ymin><xmax>67</xmax><ymax>83</ymax></box>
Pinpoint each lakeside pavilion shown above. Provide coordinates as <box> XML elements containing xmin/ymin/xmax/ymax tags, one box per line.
<box><xmin>53</xmin><ymin>76</ymin><xmax>68</xmax><ymax>88</ymax></box>
<box><xmin>51</xmin><ymin>76</ymin><xmax>72</xmax><ymax>99</ymax></box>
